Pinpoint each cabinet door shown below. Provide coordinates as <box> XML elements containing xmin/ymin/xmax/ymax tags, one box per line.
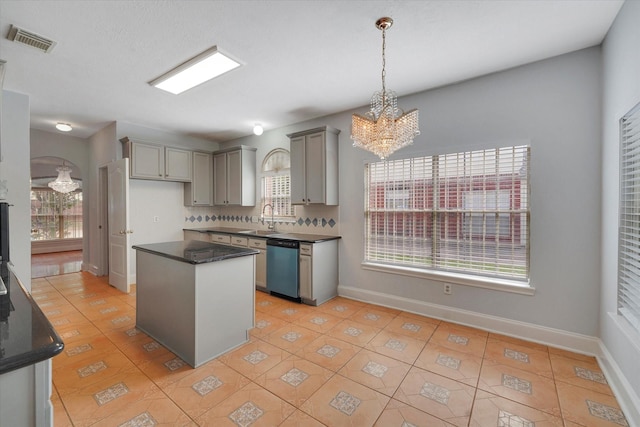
<box><xmin>304</xmin><ymin>132</ymin><xmax>326</xmax><ymax>203</ymax></box>
<box><xmin>165</xmin><ymin>147</ymin><xmax>192</xmax><ymax>181</ymax></box>
<box><xmin>299</xmin><ymin>254</ymin><xmax>312</xmax><ymax>301</ymax></box>
<box><xmin>255</xmin><ymin>249</ymin><xmax>267</xmax><ymax>290</ymax></box>
<box><xmin>226</xmin><ymin>149</ymin><xmax>242</xmax><ymax>205</ymax></box>
<box><xmin>191</xmin><ymin>152</ymin><xmax>213</xmax><ymax>205</ymax></box>
<box><xmin>290</xmin><ymin>136</ymin><xmax>306</xmax><ymax>204</ymax></box>
<box><xmin>213</xmin><ymin>153</ymin><xmax>228</xmax><ymax>205</ymax></box>
<box><xmin>131</xmin><ymin>142</ymin><xmax>163</xmax><ymax>179</ymax></box>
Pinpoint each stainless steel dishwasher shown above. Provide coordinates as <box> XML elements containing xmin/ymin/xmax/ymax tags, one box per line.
<box><xmin>266</xmin><ymin>238</ymin><xmax>300</xmax><ymax>302</ymax></box>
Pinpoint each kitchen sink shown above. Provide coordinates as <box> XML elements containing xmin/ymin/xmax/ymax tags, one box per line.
<box><xmin>238</xmin><ymin>229</ymin><xmax>279</xmax><ymax>236</ymax></box>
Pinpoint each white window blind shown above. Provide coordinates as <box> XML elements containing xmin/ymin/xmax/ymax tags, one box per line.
<box><xmin>365</xmin><ymin>145</ymin><xmax>530</xmax><ymax>281</ymax></box>
<box><xmin>261</xmin><ymin>149</ymin><xmax>295</xmax><ymax>217</ymax></box>
<box><xmin>618</xmin><ymin>102</ymin><xmax>640</xmax><ymax>333</ymax></box>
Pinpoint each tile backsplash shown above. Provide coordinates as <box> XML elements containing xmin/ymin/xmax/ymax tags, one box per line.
<box><xmin>183</xmin><ymin>206</ymin><xmax>340</xmax><ymax>235</ymax></box>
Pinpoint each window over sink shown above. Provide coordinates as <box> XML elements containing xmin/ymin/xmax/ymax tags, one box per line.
<box><xmin>261</xmin><ymin>148</ymin><xmax>295</xmax><ymax>218</ymax></box>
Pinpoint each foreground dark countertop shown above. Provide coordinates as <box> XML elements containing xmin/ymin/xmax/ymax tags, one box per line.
<box><xmin>0</xmin><ymin>263</ymin><xmax>64</xmax><ymax>375</ymax></box>
<box><xmin>133</xmin><ymin>240</ymin><xmax>259</xmax><ymax>264</ymax></box>
<box><xmin>184</xmin><ymin>227</ymin><xmax>341</xmax><ymax>243</ymax></box>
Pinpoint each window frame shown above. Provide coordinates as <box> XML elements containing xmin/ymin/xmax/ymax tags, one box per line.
<box><xmin>30</xmin><ymin>188</ymin><xmax>83</xmax><ymax>241</ymax></box>
<box><xmin>260</xmin><ymin>148</ymin><xmax>295</xmax><ymax>219</ymax></box>
<box><xmin>362</xmin><ymin>145</ymin><xmax>533</xmax><ymax>295</ymax></box>
<box><xmin>617</xmin><ymin>101</ymin><xmax>640</xmax><ymax>334</ymax></box>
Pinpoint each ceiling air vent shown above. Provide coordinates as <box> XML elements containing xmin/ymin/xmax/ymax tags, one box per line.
<box><xmin>7</xmin><ymin>25</ymin><xmax>56</xmax><ymax>53</ymax></box>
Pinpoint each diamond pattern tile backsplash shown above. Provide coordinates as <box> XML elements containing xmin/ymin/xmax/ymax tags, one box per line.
<box><xmin>183</xmin><ymin>206</ymin><xmax>339</xmax><ymax>235</ymax></box>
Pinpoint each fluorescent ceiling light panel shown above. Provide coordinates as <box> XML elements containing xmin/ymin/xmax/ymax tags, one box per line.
<box><xmin>150</xmin><ymin>46</ymin><xmax>241</xmax><ymax>95</ymax></box>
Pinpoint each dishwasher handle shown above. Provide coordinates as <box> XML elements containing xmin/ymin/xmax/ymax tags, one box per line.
<box><xmin>267</xmin><ymin>239</ymin><xmax>300</xmax><ymax>249</ymax></box>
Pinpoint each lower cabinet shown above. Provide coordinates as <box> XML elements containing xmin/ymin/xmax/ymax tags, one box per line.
<box><xmin>298</xmin><ymin>240</ymin><xmax>338</xmax><ymax>306</ymax></box>
<box><xmin>184</xmin><ymin>230</ymin><xmax>209</xmax><ymax>242</ymax></box>
<box><xmin>249</xmin><ymin>238</ymin><xmax>267</xmax><ymax>291</ymax></box>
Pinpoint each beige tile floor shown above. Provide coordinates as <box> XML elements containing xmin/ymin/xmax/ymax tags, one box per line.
<box><xmin>31</xmin><ymin>269</ymin><xmax>630</xmax><ymax>426</ymax></box>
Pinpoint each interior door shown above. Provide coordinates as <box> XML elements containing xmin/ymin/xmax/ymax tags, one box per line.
<box><xmin>107</xmin><ymin>158</ymin><xmax>131</xmax><ymax>293</ymax></box>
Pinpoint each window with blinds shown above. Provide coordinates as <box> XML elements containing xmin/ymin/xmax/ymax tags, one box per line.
<box><xmin>262</xmin><ymin>148</ymin><xmax>295</xmax><ymax>217</ymax></box>
<box><xmin>30</xmin><ymin>189</ymin><xmax>83</xmax><ymax>241</ymax></box>
<box><xmin>364</xmin><ymin>145</ymin><xmax>530</xmax><ymax>282</ymax></box>
<box><xmin>618</xmin><ymin>102</ymin><xmax>640</xmax><ymax>334</ymax></box>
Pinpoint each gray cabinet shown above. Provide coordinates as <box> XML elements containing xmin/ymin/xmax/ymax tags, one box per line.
<box><xmin>249</xmin><ymin>238</ymin><xmax>267</xmax><ymax>291</ymax></box>
<box><xmin>213</xmin><ymin>146</ymin><xmax>256</xmax><ymax>206</ymax></box>
<box><xmin>184</xmin><ymin>151</ymin><xmax>213</xmax><ymax>206</ymax></box>
<box><xmin>288</xmin><ymin>126</ymin><xmax>339</xmax><ymax>205</ymax></box>
<box><xmin>121</xmin><ymin>137</ymin><xmax>192</xmax><ymax>182</ymax></box>
<box><xmin>298</xmin><ymin>240</ymin><xmax>339</xmax><ymax>306</ymax></box>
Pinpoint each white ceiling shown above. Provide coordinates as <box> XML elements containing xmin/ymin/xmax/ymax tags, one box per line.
<box><xmin>0</xmin><ymin>0</ymin><xmax>624</xmax><ymax>143</ymax></box>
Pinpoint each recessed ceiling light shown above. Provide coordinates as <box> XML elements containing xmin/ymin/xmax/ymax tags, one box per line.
<box><xmin>253</xmin><ymin>124</ymin><xmax>264</xmax><ymax>136</ymax></box>
<box><xmin>56</xmin><ymin>123</ymin><xmax>72</xmax><ymax>132</ymax></box>
<box><xmin>149</xmin><ymin>46</ymin><xmax>241</xmax><ymax>95</ymax></box>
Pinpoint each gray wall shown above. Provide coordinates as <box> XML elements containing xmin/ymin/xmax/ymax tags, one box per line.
<box><xmin>601</xmin><ymin>0</ymin><xmax>640</xmax><ymax>410</ymax></box>
<box><xmin>339</xmin><ymin>47</ymin><xmax>602</xmax><ymax>336</ymax></box>
<box><xmin>0</xmin><ymin>91</ymin><xmax>31</xmax><ymax>285</ymax></box>
<box><xmin>229</xmin><ymin>46</ymin><xmax>603</xmax><ymax>337</ymax></box>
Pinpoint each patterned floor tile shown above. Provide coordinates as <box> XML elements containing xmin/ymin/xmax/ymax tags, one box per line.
<box><xmin>375</xmin><ymin>398</ymin><xmax>455</xmax><ymax>426</ymax></box>
<box><xmin>429</xmin><ymin>323</ymin><xmax>488</xmax><ymax>356</ymax></box>
<box><xmin>414</xmin><ymin>342</ymin><xmax>483</xmax><ymax>387</ymax></box>
<box><xmin>337</xmin><ymin>348</ymin><xmax>412</xmax><ymax>397</ymax></box>
<box><xmin>299</xmin><ymin>374</ymin><xmax>389</xmax><ymax>426</ymax></box>
<box><xmin>319</xmin><ymin>297</ymin><xmax>365</xmax><ymax>319</ymax></box>
<box><xmin>196</xmin><ymin>381</ymin><xmax>296</xmax><ymax>426</ymax></box>
<box><xmin>326</xmin><ymin>318</ymin><xmax>381</xmax><ymax>347</ymax></box>
<box><xmin>262</xmin><ymin>323</ymin><xmax>321</xmax><ymax>353</ymax></box>
<box><xmin>161</xmin><ymin>359</ymin><xmax>251</xmax><ymax>418</ymax></box>
<box><xmin>550</xmin><ymin>353</ymin><xmax>613</xmax><ymax>396</ymax></box>
<box><xmin>349</xmin><ymin>306</ymin><xmax>399</xmax><ymax>329</ymax></box>
<box><xmin>478</xmin><ymin>363</ymin><xmax>561</xmax><ymax>417</ymax></box>
<box><xmin>383</xmin><ymin>314</ymin><xmax>439</xmax><ymax>341</ymax></box>
<box><xmin>217</xmin><ymin>339</ymin><xmax>292</xmax><ymax>379</ymax></box>
<box><xmin>279</xmin><ymin>409</ymin><xmax>327</xmax><ymax>427</ymax></box>
<box><xmin>365</xmin><ymin>329</ymin><xmax>427</xmax><ymax>364</ymax></box>
<box><xmin>87</xmin><ymin>388</ymin><xmax>194</xmax><ymax>427</ymax></box>
<box><xmin>59</xmin><ymin>367</ymin><xmax>159</xmax><ymax>427</ymax></box>
<box><xmin>254</xmin><ymin>354</ymin><xmax>334</xmax><ymax>407</ymax></box>
<box><xmin>393</xmin><ymin>366</ymin><xmax>475</xmax><ymax>427</ymax></box>
<box><xmin>296</xmin><ymin>335</ymin><xmax>360</xmax><ymax>372</ymax></box>
<box><xmin>470</xmin><ymin>389</ymin><xmax>564</xmax><ymax>426</ymax></box>
<box><xmin>296</xmin><ymin>311</ymin><xmax>344</xmax><ymax>334</ymax></box>
<box><xmin>556</xmin><ymin>381</ymin><xmax>629</xmax><ymax>427</ymax></box>
<box><xmin>250</xmin><ymin>312</ymin><xmax>291</xmax><ymax>338</ymax></box>
<box><xmin>484</xmin><ymin>336</ymin><xmax>553</xmax><ymax>378</ymax></box>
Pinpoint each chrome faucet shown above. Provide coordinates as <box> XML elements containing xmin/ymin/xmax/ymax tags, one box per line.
<box><xmin>262</xmin><ymin>203</ymin><xmax>275</xmax><ymax>230</ymax></box>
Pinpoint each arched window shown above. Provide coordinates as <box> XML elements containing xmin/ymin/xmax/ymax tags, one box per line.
<box><xmin>261</xmin><ymin>149</ymin><xmax>294</xmax><ymax>217</ymax></box>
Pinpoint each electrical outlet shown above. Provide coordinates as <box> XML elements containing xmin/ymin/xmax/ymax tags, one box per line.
<box><xmin>443</xmin><ymin>283</ymin><xmax>452</xmax><ymax>295</ymax></box>
<box><xmin>153</xmin><ymin>216</ymin><xmax>159</xmax><ymax>223</ymax></box>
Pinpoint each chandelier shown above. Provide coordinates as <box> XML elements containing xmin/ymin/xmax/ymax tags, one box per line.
<box><xmin>48</xmin><ymin>163</ymin><xmax>79</xmax><ymax>193</ymax></box>
<box><xmin>351</xmin><ymin>17</ymin><xmax>420</xmax><ymax>160</ymax></box>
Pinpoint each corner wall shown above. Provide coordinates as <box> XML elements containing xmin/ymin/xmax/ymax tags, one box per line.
<box><xmin>600</xmin><ymin>0</ymin><xmax>640</xmax><ymax>421</ymax></box>
<box><xmin>0</xmin><ymin>90</ymin><xmax>31</xmax><ymax>286</ymax></box>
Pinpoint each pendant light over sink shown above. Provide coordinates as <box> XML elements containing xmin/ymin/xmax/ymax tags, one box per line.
<box><xmin>351</xmin><ymin>17</ymin><xmax>420</xmax><ymax>160</ymax></box>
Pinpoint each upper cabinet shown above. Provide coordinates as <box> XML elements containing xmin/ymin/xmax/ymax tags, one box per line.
<box><xmin>184</xmin><ymin>151</ymin><xmax>213</xmax><ymax>206</ymax></box>
<box><xmin>288</xmin><ymin>126</ymin><xmax>340</xmax><ymax>205</ymax></box>
<box><xmin>213</xmin><ymin>145</ymin><xmax>257</xmax><ymax>206</ymax></box>
<box><xmin>121</xmin><ymin>137</ymin><xmax>192</xmax><ymax>182</ymax></box>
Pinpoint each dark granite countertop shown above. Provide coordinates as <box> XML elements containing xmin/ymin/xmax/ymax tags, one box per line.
<box><xmin>0</xmin><ymin>263</ymin><xmax>65</xmax><ymax>375</ymax></box>
<box><xmin>184</xmin><ymin>227</ymin><xmax>341</xmax><ymax>243</ymax></box>
<box><xmin>133</xmin><ymin>240</ymin><xmax>259</xmax><ymax>264</ymax></box>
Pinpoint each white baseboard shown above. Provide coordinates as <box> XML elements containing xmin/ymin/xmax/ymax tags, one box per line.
<box><xmin>598</xmin><ymin>339</ymin><xmax>640</xmax><ymax>427</ymax></box>
<box><xmin>83</xmin><ymin>263</ymin><xmax>98</xmax><ymax>276</ymax></box>
<box><xmin>338</xmin><ymin>284</ymin><xmax>640</xmax><ymax>427</ymax></box>
<box><xmin>338</xmin><ymin>284</ymin><xmax>601</xmax><ymax>355</ymax></box>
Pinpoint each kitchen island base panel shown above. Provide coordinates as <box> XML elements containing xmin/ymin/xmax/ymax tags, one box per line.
<box><xmin>135</xmin><ymin>251</ymin><xmax>255</xmax><ymax>368</ymax></box>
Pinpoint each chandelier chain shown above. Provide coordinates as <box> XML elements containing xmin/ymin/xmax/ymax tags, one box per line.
<box><xmin>381</xmin><ymin>26</ymin><xmax>386</xmax><ymax>97</ymax></box>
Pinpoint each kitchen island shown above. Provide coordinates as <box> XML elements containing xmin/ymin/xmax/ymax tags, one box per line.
<box><xmin>132</xmin><ymin>240</ymin><xmax>258</xmax><ymax>368</ymax></box>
